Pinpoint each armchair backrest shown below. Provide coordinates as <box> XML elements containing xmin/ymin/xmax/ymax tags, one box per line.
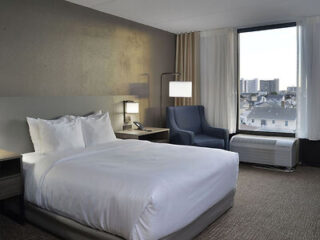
<box><xmin>167</xmin><ymin>106</ymin><xmax>204</xmax><ymax>134</ymax></box>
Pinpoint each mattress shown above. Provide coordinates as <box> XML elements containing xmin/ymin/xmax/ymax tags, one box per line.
<box><xmin>23</xmin><ymin>140</ymin><xmax>239</xmax><ymax>240</ymax></box>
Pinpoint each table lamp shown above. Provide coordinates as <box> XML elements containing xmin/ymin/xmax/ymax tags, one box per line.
<box><xmin>123</xmin><ymin>101</ymin><xmax>139</xmax><ymax>130</ymax></box>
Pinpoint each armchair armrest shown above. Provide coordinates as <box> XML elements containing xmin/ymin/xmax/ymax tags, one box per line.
<box><xmin>203</xmin><ymin>126</ymin><xmax>229</xmax><ymax>150</ymax></box>
<box><xmin>171</xmin><ymin>128</ymin><xmax>195</xmax><ymax>145</ymax></box>
<box><xmin>198</xmin><ymin>105</ymin><xmax>229</xmax><ymax>149</ymax></box>
<box><xmin>205</xmin><ymin>126</ymin><xmax>229</xmax><ymax>139</ymax></box>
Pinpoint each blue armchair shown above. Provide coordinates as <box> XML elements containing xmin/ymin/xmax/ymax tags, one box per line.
<box><xmin>166</xmin><ymin>105</ymin><xmax>229</xmax><ymax>150</ymax></box>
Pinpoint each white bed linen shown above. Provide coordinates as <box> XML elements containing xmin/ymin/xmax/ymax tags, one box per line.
<box><xmin>23</xmin><ymin>140</ymin><xmax>239</xmax><ymax>240</ymax></box>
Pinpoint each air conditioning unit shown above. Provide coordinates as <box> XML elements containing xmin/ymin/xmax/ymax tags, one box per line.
<box><xmin>230</xmin><ymin>134</ymin><xmax>299</xmax><ymax>169</ymax></box>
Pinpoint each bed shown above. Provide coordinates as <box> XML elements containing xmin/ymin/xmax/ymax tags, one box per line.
<box><xmin>23</xmin><ymin>140</ymin><xmax>238</xmax><ymax>240</ymax></box>
<box><xmin>0</xmin><ymin>96</ymin><xmax>239</xmax><ymax>240</ymax></box>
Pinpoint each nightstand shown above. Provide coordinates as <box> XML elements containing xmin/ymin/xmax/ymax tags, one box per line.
<box><xmin>115</xmin><ymin>127</ymin><xmax>170</xmax><ymax>143</ymax></box>
<box><xmin>0</xmin><ymin>149</ymin><xmax>24</xmax><ymax>223</ymax></box>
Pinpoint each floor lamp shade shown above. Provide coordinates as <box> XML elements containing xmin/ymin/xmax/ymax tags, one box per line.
<box><xmin>169</xmin><ymin>81</ymin><xmax>192</xmax><ymax>97</ymax></box>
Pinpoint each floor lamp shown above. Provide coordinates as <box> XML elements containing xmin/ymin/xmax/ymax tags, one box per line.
<box><xmin>160</xmin><ymin>72</ymin><xmax>192</xmax><ymax>126</ymax></box>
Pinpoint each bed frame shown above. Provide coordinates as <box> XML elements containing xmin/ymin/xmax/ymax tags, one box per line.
<box><xmin>25</xmin><ymin>190</ymin><xmax>235</xmax><ymax>240</ymax></box>
<box><xmin>0</xmin><ymin>96</ymin><xmax>236</xmax><ymax>240</ymax></box>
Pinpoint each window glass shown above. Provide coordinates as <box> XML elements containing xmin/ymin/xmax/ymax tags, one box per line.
<box><xmin>238</xmin><ymin>26</ymin><xmax>297</xmax><ymax>133</ymax></box>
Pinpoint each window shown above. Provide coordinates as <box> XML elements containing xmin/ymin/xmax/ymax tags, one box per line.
<box><xmin>238</xmin><ymin>23</ymin><xmax>297</xmax><ymax>134</ymax></box>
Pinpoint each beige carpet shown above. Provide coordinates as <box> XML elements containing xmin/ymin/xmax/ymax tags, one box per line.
<box><xmin>1</xmin><ymin>164</ymin><xmax>320</xmax><ymax>240</ymax></box>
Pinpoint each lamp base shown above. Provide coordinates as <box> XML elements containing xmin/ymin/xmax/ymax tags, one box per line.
<box><xmin>123</xmin><ymin>124</ymin><xmax>132</xmax><ymax>130</ymax></box>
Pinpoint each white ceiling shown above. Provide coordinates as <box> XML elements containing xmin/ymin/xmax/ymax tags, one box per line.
<box><xmin>66</xmin><ymin>0</ymin><xmax>320</xmax><ymax>33</ymax></box>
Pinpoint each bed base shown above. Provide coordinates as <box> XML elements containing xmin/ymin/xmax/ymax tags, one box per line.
<box><xmin>25</xmin><ymin>189</ymin><xmax>235</xmax><ymax>240</ymax></box>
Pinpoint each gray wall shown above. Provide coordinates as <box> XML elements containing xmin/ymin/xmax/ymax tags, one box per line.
<box><xmin>0</xmin><ymin>0</ymin><xmax>175</xmax><ymax>126</ymax></box>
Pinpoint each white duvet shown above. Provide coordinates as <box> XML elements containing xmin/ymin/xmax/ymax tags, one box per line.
<box><xmin>23</xmin><ymin>140</ymin><xmax>239</xmax><ymax>240</ymax></box>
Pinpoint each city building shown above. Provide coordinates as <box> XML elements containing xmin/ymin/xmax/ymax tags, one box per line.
<box><xmin>260</xmin><ymin>79</ymin><xmax>279</xmax><ymax>94</ymax></box>
<box><xmin>240</xmin><ymin>79</ymin><xmax>245</xmax><ymax>93</ymax></box>
<box><xmin>265</xmin><ymin>95</ymin><xmax>285</xmax><ymax>106</ymax></box>
<box><xmin>240</xmin><ymin>78</ymin><xmax>258</xmax><ymax>93</ymax></box>
<box><xmin>287</xmin><ymin>86</ymin><xmax>297</xmax><ymax>93</ymax></box>
<box><xmin>246</xmin><ymin>105</ymin><xmax>296</xmax><ymax>132</ymax></box>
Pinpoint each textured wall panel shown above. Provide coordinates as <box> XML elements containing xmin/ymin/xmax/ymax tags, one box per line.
<box><xmin>0</xmin><ymin>0</ymin><xmax>175</xmax><ymax>126</ymax></box>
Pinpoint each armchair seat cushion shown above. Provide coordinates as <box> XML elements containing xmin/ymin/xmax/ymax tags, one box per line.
<box><xmin>194</xmin><ymin>134</ymin><xmax>225</xmax><ymax>149</ymax></box>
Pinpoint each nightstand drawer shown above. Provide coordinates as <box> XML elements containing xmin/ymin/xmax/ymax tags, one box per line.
<box><xmin>0</xmin><ymin>175</ymin><xmax>22</xmax><ymax>200</ymax></box>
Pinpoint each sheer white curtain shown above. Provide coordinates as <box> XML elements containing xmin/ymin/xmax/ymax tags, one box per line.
<box><xmin>297</xmin><ymin>16</ymin><xmax>320</xmax><ymax>140</ymax></box>
<box><xmin>200</xmin><ymin>28</ymin><xmax>237</xmax><ymax>133</ymax></box>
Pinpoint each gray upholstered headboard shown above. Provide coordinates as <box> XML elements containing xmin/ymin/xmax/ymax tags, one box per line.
<box><xmin>0</xmin><ymin>96</ymin><xmax>139</xmax><ymax>153</ymax></box>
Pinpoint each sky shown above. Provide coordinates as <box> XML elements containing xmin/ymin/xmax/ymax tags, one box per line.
<box><xmin>239</xmin><ymin>26</ymin><xmax>297</xmax><ymax>91</ymax></box>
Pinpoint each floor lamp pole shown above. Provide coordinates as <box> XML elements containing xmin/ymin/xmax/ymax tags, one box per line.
<box><xmin>160</xmin><ymin>72</ymin><xmax>181</xmax><ymax>127</ymax></box>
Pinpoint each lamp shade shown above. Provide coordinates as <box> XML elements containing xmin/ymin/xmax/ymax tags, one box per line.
<box><xmin>125</xmin><ymin>102</ymin><xmax>139</xmax><ymax>113</ymax></box>
<box><xmin>169</xmin><ymin>81</ymin><xmax>192</xmax><ymax>97</ymax></box>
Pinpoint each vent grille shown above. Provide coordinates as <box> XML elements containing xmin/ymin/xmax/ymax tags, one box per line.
<box><xmin>230</xmin><ymin>135</ymin><xmax>298</xmax><ymax>168</ymax></box>
<box><xmin>231</xmin><ymin>137</ymin><xmax>276</xmax><ymax>146</ymax></box>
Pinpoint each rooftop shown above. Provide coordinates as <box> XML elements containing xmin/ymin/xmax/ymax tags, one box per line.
<box><xmin>247</xmin><ymin>106</ymin><xmax>296</xmax><ymax>120</ymax></box>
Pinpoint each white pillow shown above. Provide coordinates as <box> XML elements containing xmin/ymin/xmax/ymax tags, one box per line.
<box><xmin>64</xmin><ymin>110</ymin><xmax>103</xmax><ymax>121</ymax></box>
<box><xmin>81</xmin><ymin>112</ymin><xmax>116</xmax><ymax>147</ymax></box>
<box><xmin>27</xmin><ymin>116</ymin><xmax>69</xmax><ymax>152</ymax></box>
<box><xmin>37</xmin><ymin>118</ymin><xmax>85</xmax><ymax>153</ymax></box>
<box><xmin>26</xmin><ymin>111</ymin><xmax>102</xmax><ymax>152</ymax></box>
<box><xmin>27</xmin><ymin>117</ymin><xmax>42</xmax><ymax>152</ymax></box>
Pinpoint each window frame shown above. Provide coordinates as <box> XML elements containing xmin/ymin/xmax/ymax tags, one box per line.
<box><xmin>236</xmin><ymin>22</ymin><xmax>297</xmax><ymax>137</ymax></box>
